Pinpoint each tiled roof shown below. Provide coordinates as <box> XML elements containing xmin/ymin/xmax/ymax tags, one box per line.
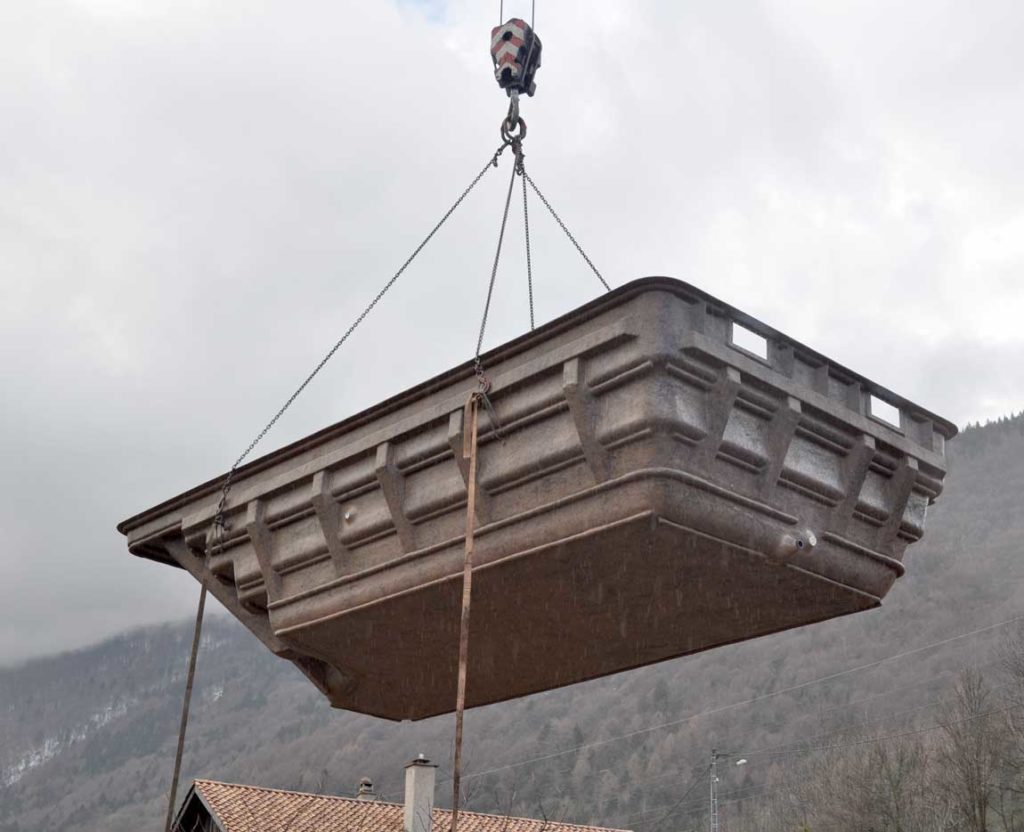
<box><xmin>190</xmin><ymin>780</ymin><xmax>630</xmax><ymax>832</ymax></box>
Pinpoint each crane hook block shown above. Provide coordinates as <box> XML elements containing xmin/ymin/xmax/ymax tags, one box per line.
<box><xmin>490</xmin><ymin>18</ymin><xmax>542</xmax><ymax>97</ymax></box>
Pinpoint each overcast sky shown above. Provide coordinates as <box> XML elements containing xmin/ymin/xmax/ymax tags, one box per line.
<box><xmin>2</xmin><ymin>0</ymin><xmax>1022</xmax><ymax>666</ymax></box>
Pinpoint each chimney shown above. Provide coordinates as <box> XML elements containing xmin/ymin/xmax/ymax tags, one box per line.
<box><xmin>403</xmin><ymin>754</ymin><xmax>438</xmax><ymax>832</ymax></box>
<box><xmin>356</xmin><ymin>777</ymin><xmax>378</xmax><ymax>801</ymax></box>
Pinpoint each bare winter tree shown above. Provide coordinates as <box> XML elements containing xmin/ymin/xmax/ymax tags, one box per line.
<box><xmin>936</xmin><ymin>669</ymin><xmax>1006</xmax><ymax>832</ymax></box>
<box><xmin>794</xmin><ymin>737</ymin><xmax>930</xmax><ymax>831</ymax></box>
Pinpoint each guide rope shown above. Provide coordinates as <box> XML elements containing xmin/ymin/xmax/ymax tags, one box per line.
<box><xmin>450</xmin><ymin>392</ymin><xmax>482</xmax><ymax>832</ymax></box>
<box><xmin>449</xmin><ymin>98</ymin><xmax>611</xmax><ymax>823</ymax></box>
<box><xmin>163</xmin><ymin>583</ymin><xmax>207</xmax><ymax>832</ymax></box>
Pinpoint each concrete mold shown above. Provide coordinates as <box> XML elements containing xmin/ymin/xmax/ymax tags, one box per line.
<box><xmin>118</xmin><ymin>277</ymin><xmax>957</xmax><ymax>721</ymax></box>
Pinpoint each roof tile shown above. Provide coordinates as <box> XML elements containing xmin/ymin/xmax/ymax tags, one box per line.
<box><xmin>192</xmin><ymin>780</ymin><xmax>630</xmax><ymax>832</ymax></box>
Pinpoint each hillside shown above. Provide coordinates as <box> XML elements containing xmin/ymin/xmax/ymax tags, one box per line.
<box><xmin>3</xmin><ymin>415</ymin><xmax>1024</xmax><ymax>832</ymax></box>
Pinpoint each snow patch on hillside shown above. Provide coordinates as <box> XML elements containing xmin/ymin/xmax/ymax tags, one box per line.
<box><xmin>2</xmin><ymin>698</ymin><xmax>133</xmax><ymax>786</ymax></box>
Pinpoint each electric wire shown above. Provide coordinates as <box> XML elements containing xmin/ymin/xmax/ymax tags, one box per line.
<box><xmin>700</xmin><ymin>663</ymin><xmax>1013</xmax><ymax>777</ymax></box>
<box><xmin>619</xmin><ymin>694</ymin><xmax>1024</xmax><ymax>822</ymax></box>
<box><xmin>627</xmin><ymin>691</ymin><xmax>1024</xmax><ymax>825</ymax></box>
<box><xmin>637</xmin><ymin>701</ymin><xmax>1024</xmax><ymax>818</ymax></box>
<box><xmin>653</xmin><ymin>780</ymin><xmax>794</xmax><ymax>821</ymax></box>
<box><xmin>637</xmin><ymin>763</ymin><xmax>710</xmax><ymax>832</ymax></box>
<box><xmin>743</xmin><ymin>698</ymin><xmax>1024</xmax><ymax>761</ymax></box>
<box><xmin>444</xmin><ymin>611</ymin><xmax>1024</xmax><ymax>785</ymax></box>
<box><xmin>600</xmin><ymin>664</ymin><xmax>1018</xmax><ymax>828</ymax></box>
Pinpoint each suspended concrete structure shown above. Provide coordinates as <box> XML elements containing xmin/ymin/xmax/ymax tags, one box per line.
<box><xmin>118</xmin><ymin>277</ymin><xmax>956</xmax><ymax>721</ymax></box>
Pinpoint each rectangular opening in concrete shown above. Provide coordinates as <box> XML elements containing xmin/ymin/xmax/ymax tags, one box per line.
<box><xmin>730</xmin><ymin>321</ymin><xmax>768</xmax><ymax>360</ymax></box>
<box><xmin>870</xmin><ymin>394</ymin><xmax>902</xmax><ymax>428</ymax></box>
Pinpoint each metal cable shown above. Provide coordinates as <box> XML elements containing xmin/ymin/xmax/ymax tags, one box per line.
<box><xmin>474</xmin><ymin>158</ymin><xmax>519</xmax><ymax>364</ymax></box>
<box><xmin>521</xmin><ymin>165</ymin><xmax>534</xmax><ymax>330</ymax></box>
<box><xmin>210</xmin><ymin>142</ymin><xmax>511</xmax><ymax>537</ymax></box>
<box><xmin>164</xmin><ymin>583</ymin><xmax>207</xmax><ymax>832</ymax></box>
<box><xmin>523</xmin><ymin>170</ymin><xmax>611</xmax><ymax>292</ymax></box>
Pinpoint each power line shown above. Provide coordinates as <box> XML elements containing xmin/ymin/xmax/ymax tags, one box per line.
<box><xmin>669</xmin><ymin>780</ymin><xmax>790</xmax><ymax>817</ymax></box>
<box><xmin>615</xmin><ymin>697</ymin><xmax>1024</xmax><ymax>824</ymax></box>
<box><xmin>599</xmin><ymin>668</ymin><xmax>1019</xmax><ymax>828</ymax></box>
<box><xmin>641</xmin><ymin>659</ymin><xmax>1005</xmax><ymax>795</ymax></box>
<box><xmin>641</xmin><ymin>703</ymin><xmax>1024</xmax><ymax>818</ymax></box>
<box><xmin>437</xmin><ymin>618</ymin><xmax>1024</xmax><ymax>827</ymax></box>
<box><xmin>743</xmin><ymin>698</ymin><xmax>1024</xmax><ymax>760</ymax></box>
<box><xmin>449</xmin><ymin>612</ymin><xmax>1024</xmax><ymax>784</ymax></box>
<box><xmin>631</xmin><ymin>763</ymin><xmax>709</xmax><ymax>831</ymax></box>
<box><xmin>807</xmin><ymin>657</ymin><xmax>1001</xmax><ymax>719</ymax></box>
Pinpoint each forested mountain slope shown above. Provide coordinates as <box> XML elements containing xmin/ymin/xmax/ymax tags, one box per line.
<box><xmin>3</xmin><ymin>415</ymin><xmax>1023</xmax><ymax>832</ymax></box>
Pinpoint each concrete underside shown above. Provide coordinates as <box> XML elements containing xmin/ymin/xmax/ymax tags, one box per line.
<box><xmin>284</xmin><ymin>509</ymin><xmax>877</xmax><ymax>720</ymax></box>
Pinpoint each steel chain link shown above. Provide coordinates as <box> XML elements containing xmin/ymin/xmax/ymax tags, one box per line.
<box><xmin>523</xmin><ymin>170</ymin><xmax>611</xmax><ymax>292</ymax></box>
<box><xmin>210</xmin><ymin>141</ymin><xmax>513</xmax><ymax>545</ymax></box>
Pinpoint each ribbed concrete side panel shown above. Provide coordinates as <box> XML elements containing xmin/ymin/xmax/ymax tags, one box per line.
<box><xmin>119</xmin><ymin>277</ymin><xmax>956</xmax><ymax>721</ymax></box>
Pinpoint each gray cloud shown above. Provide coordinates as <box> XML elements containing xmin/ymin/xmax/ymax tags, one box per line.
<box><xmin>1</xmin><ymin>0</ymin><xmax>1021</xmax><ymax>663</ymax></box>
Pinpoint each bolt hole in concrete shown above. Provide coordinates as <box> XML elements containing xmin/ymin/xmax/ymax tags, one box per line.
<box><xmin>869</xmin><ymin>394</ymin><xmax>901</xmax><ymax>428</ymax></box>
<box><xmin>730</xmin><ymin>322</ymin><xmax>768</xmax><ymax>360</ymax></box>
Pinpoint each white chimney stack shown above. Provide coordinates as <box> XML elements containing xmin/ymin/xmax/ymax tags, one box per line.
<box><xmin>403</xmin><ymin>754</ymin><xmax>438</xmax><ymax>832</ymax></box>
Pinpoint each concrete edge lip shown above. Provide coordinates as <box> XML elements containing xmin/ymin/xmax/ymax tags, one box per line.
<box><xmin>117</xmin><ymin>275</ymin><xmax>958</xmax><ymax>539</ymax></box>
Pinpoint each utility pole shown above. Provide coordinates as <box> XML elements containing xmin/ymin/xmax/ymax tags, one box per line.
<box><xmin>709</xmin><ymin>749</ymin><xmax>747</xmax><ymax>832</ymax></box>
<box><xmin>709</xmin><ymin>749</ymin><xmax>720</xmax><ymax>832</ymax></box>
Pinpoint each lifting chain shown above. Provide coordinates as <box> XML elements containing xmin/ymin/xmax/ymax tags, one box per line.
<box><xmin>189</xmin><ymin>17</ymin><xmax>607</xmax><ymax>829</ymax></box>
<box><xmin>207</xmin><ymin>141</ymin><xmax>513</xmax><ymax>545</ymax></box>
